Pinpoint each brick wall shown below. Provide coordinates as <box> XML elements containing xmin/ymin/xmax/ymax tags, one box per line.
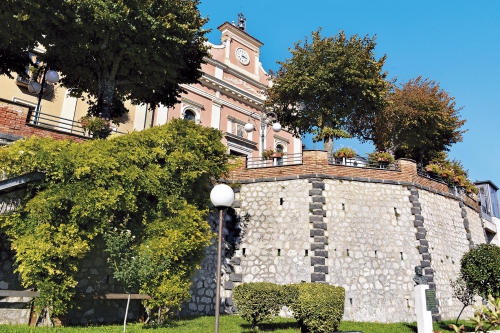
<box><xmin>229</xmin><ymin>151</ymin><xmax>479</xmax><ymax>211</ymax></box>
<box><xmin>0</xmin><ymin>101</ymin><xmax>86</xmax><ymax>143</ymax></box>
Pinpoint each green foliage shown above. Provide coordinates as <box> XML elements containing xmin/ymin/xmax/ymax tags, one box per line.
<box><xmin>0</xmin><ymin>119</ymin><xmax>230</xmax><ymax>318</ymax></box>
<box><xmin>374</xmin><ymin>76</ymin><xmax>467</xmax><ymax>165</ymax></box>
<box><xmin>450</xmin><ymin>277</ymin><xmax>476</xmax><ymax>324</ymax></box>
<box><xmin>368</xmin><ymin>150</ymin><xmax>395</xmax><ymax>164</ymax></box>
<box><xmin>424</xmin><ymin>161</ymin><xmax>478</xmax><ymax>194</ymax></box>
<box><xmin>79</xmin><ymin>115</ymin><xmax>113</xmax><ymax>138</ymax></box>
<box><xmin>460</xmin><ymin>244</ymin><xmax>500</xmax><ymax>299</ymax></box>
<box><xmin>333</xmin><ymin>146</ymin><xmax>356</xmax><ymax>158</ymax></box>
<box><xmin>267</xmin><ymin>29</ymin><xmax>389</xmax><ymax>152</ymax></box>
<box><xmin>287</xmin><ymin>283</ymin><xmax>345</xmax><ymax>333</ymax></box>
<box><xmin>1</xmin><ymin>0</ymin><xmax>209</xmax><ymax>119</ymax></box>
<box><xmin>469</xmin><ymin>295</ymin><xmax>500</xmax><ymax>333</ymax></box>
<box><xmin>233</xmin><ymin>282</ymin><xmax>287</xmax><ymax>329</ymax></box>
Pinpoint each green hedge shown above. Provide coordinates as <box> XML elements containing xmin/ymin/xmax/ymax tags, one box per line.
<box><xmin>287</xmin><ymin>283</ymin><xmax>345</xmax><ymax>333</ymax></box>
<box><xmin>233</xmin><ymin>282</ymin><xmax>287</xmax><ymax>328</ymax></box>
<box><xmin>233</xmin><ymin>282</ymin><xmax>345</xmax><ymax>332</ymax></box>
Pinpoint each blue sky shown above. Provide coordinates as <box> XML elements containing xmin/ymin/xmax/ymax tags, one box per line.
<box><xmin>198</xmin><ymin>1</ymin><xmax>499</xmax><ymax>184</ymax></box>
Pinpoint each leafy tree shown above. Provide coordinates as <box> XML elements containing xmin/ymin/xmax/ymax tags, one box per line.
<box><xmin>0</xmin><ymin>119</ymin><xmax>230</xmax><ymax>321</ymax></box>
<box><xmin>450</xmin><ymin>277</ymin><xmax>476</xmax><ymax>324</ymax></box>
<box><xmin>460</xmin><ymin>244</ymin><xmax>500</xmax><ymax>299</ymax></box>
<box><xmin>0</xmin><ymin>0</ymin><xmax>40</xmax><ymax>77</ymax></box>
<box><xmin>1</xmin><ymin>0</ymin><xmax>209</xmax><ymax>119</ymax></box>
<box><xmin>266</xmin><ymin>29</ymin><xmax>389</xmax><ymax>152</ymax></box>
<box><xmin>373</xmin><ymin>76</ymin><xmax>466</xmax><ymax>164</ymax></box>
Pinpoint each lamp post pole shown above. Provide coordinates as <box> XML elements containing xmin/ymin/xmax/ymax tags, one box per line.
<box><xmin>27</xmin><ymin>64</ymin><xmax>59</xmax><ymax>125</ymax></box>
<box><xmin>210</xmin><ymin>184</ymin><xmax>235</xmax><ymax>333</ymax></box>
<box><xmin>244</xmin><ymin>111</ymin><xmax>281</xmax><ymax>155</ymax></box>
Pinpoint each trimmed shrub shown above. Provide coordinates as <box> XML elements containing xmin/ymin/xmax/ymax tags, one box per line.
<box><xmin>460</xmin><ymin>244</ymin><xmax>500</xmax><ymax>298</ymax></box>
<box><xmin>287</xmin><ymin>283</ymin><xmax>345</xmax><ymax>333</ymax></box>
<box><xmin>233</xmin><ymin>282</ymin><xmax>286</xmax><ymax>328</ymax></box>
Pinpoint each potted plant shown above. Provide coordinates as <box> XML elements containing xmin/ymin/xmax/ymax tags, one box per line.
<box><xmin>261</xmin><ymin>148</ymin><xmax>275</xmax><ymax>160</ymax></box>
<box><xmin>333</xmin><ymin>147</ymin><xmax>356</xmax><ymax>159</ymax></box>
<box><xmin>80</xmin><ymin>115</ymin><xmax>112</xmax><ymax>138</ymax></box>
<box><xmin>368</xmin><ymin>151</ymin><xmax>394</xmax><ymax>168</ymax></box>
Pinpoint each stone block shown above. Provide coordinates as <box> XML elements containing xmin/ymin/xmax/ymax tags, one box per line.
<box><xmin>410</xmin><ymin>190</ymin><xmax>419</xmax><ymax>197</ymax></box>
<box><xmin>310</xmin><ymin>256</ymin><xmax>325</xmax><ymax>265</ymax></box>
<box><xmin>225</xmin><ymin>297</ymin><xmax>234</xmax><ymax>306</ymax></box>
<box><xmin>309</xmin><ymin>203</ymin><xmax>323</xmax><ymax>210</ymax></box>
<box><xmin>311</xmin><ymin>273</ymin><xmax>325</xmax><ymax>282</ymax></box>
<box><xmin>463</xmin><ymin>219</ymin><xmax>469</xmax><ymax>228</ymax></box>
<box><xmin>419</xmin><ymin>246</ymin><xmax>428</xmax><ymax>254</ymax></box>
<box><xmin>312</xmin><ymin>197</ymin><xmax>326</xmax><ymax>203</ymax></box>
<box><xmin>310</xmin><ymin>229</ymin><xmax>324</xmax><ymax>237</ymax></box>
<box><xmin>230</xmin><ymin>274</ymin><xmax>242</xmax><ymax>282</ymax></box>
<box><xmin>311</xmin><ymin>243</ymin><xmax>325</xmax><ymax>250</ymax></box>
<box><xmin>314</xmin><ymin>250</ymin><xmax>328</xmax><ymax>258</ymax></box>
<box><xmin>466</xmin><ymin>233</ymin><xmax>471</xmax><ymax>240</ymax></box>
<box><xmin>414</xmin><ymin>220</ymin><xmax>424</xmax><ymax>227</ymax></box>
<box><xmin>314</xmin><ymin>265</ymin><xmax>328</xmax><ymax>274</ymax></box>
<box><xmin>409</xmin><ymin>195</ymin><xmax>419</xmax><ymax>202</ymax></box>
<box><xmin>420</xmin><ymin>260</ymin><xmax>430</xmax><ymax>268</ymax></box>
<box><xmin>419</xmin><ymin>239</ymin><xmax>429</xmax><ymax>246</ymax></box>
<box><xmin>422</xmin><ymin>253</ymin><xmax>431</xmax><ymax>261</ymax></box>
<box><xmin>424</xmin><ymin>268</ymin><xmax>434</xmax><ymax>275</ymax></box>
<box><xmin>313</xmin><ymin>210</ymin><xmax>327</xmax><ymax>216</ymax></box>
<box><xmin>461</xmin><ymin>209</ymin><xmax>467</xmax><ymax>218</ymax></box>
<box><xmin>224</xmin><ymin>282</ymin><xmax>235</xmax><ymax>290</ymax></box>
<box><xmin>411</xmin><ymin>207</ymin><xmax>422</xmax><ymax>215</ymax></box>
<box><xmin>459</xmin><ymin>201</ymin><xmax>464</xmax><ymax>208</ymax></box>
<box><xmin>309</xmin><ymin>216</ymin><xmax>323</xmax><ymax>223</ymax></box>
<box><xmin>232</xmin><ymin>200</ymin><xmax>241</xmax><ymax>208</ymax></box>
<box><xmin>309</xmin><ymin>189</ymin><xmax>323</xmax><ymax>196</ymax></box>
<box><xmin>230</xmin><ymin>257</ymin><xmax>241</xmax><ymax>265</ymax></box>
<box><xmin>412</xmin><ymin>202</ymin><xmax>422</xmax><ymax>209</ymax></box>
<box><xmin>414</xmin><ymin>215</ymin><xmax>424</xmax><ymax>221</ymax></box>
<box><xmin>314</xmin><ymin>236</ymin><xmax>328</xmax><ymax>244</ymax></box>
<box><xmin>312</xmin><ymin>182</ymin><xmax>325</xmax><ymax>190</ymax></box>
<box><xmin>313</xmin><ymin>222</ymin><xmax>327</xmax><ymax>230</ymax></box>
<box><xmin>417</xmin><ymin>227</ymin><xmax>427</xmax><ymax>235</ymax></box>
<box><xmin>416</xmin><ymin>233</ymin><xmax>426</xmax><ymax>240</ymax></box>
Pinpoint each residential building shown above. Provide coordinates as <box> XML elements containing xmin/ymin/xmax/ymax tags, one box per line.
<box><xmin>475</xmin><ymin>180</ymin><xmax>500</xmax><ymax>245</ymax></box>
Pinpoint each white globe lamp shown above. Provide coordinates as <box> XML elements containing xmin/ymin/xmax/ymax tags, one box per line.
<box><xmin>28</xmin><ymin>81</ymin><xmax>42</xmax><ymax>94</ymax></box>
<box><xmin>45</xmin><ymin>70</ymin><xmax>59</xmax><ymax>84</ymax></box>
<box><xmin>244</xmin><ymin>122</ymin><xmax>254</xmax><ymax>133</ymax></box>
<box><xmin>210</xmin><ymin>184</ymin><xmax>234</xmax><ymax>209</ymax></box>
<box><xmin>272</xmin><ymin>122</ymin><xmax>282</xmax><ymax>132</ymax></box>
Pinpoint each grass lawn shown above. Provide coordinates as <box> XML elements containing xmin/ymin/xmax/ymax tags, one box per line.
<box><xmin>0</xmin><ymin>315</ymin><xmax>477</xmax><ymax>333</ymax></box>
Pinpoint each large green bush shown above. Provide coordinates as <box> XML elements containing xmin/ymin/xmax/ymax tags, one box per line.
<box><xmin>288</xmin><ymin>283</ymin><xmax>345</xmax><ymax>333</ymax></box>
<box><xmin>460</xmin><ymin>244</ymin><xmax>500</xmax><ymax>298</ymax></box>
<box><xmin>233</xmin><ymin>282</ymin><xmax>286</xmax><ymax>329</ymax></box>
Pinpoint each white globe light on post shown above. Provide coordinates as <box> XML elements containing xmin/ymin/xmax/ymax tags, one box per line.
<box><xmin>272</xmin><ymin>122</ymin><xmax>282</xmax><ymax>132</ymax></box>
<box><xmin>44</xmin><ymin>70</ymin><xmax>59</xmax><ymax>84</ymax></box>
<box><xmin>244</xmin><ymin>122</ymin><xmax>254</xmax><ymax>133</ymax></box>
<box><xmin>28</xmin><ymin>81</ymin><xmax>42</xmax><ymax>94</ymax></box>
<box><xmin>210</xmin><ymin>184</ymin><xmax>234</xmax><ymax>333</ymax></box>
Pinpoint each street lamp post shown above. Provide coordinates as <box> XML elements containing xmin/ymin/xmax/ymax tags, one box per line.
<box><xmin>27</xmin><ymin>65</ymin><xmax>59</xmax><ymax>124</ymax></box>
<box><xmin>210</xmin><ymin>184</ymin><xmax>235</xmax><ymax>333</ymax></box>
<box><xmin>244</xmin><ymin>111</ymin><xmax>281</xmax><ymax>154</ymax></box>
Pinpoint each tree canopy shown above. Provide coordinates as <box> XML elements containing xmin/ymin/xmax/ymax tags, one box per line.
<box><xmin>460</xmin><ymin>244</ymin><xmax>500</xmax><ymax>299</ymax></box>
<box><xmin>266</xmin><ymin>29</ymin><xmax>389</xmax><ymax>152</ymax></box>
<box><xmin>0</xmin><ymin>0</ymin><xmax>209</xmax><ymax>119</ymax></box>
<box><xmin>373</xmin><ymin>76</ymin><xmax>466</xmax><ymax>164</ymax></box>
<box><xmin>0</xmin><ymin>119</ymin><xmax>230</xmax><ymax>318</ymax></box>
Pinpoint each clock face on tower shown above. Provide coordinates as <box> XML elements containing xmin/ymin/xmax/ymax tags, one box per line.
<box><xmin>235</xmin><ymin>48</ymin><xmax>250</xmax><ymax>65</ymax></box>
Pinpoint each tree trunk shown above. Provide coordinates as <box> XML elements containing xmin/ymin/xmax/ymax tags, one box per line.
<box><xmin>100</xmin><ymin>77</ymin><xmax>116</xmax><ymax>120</ymax></box>
<box><xmin>324</xmin><ymin>137</ymin><xmax>334</xmax><ymax>154</ymax></box>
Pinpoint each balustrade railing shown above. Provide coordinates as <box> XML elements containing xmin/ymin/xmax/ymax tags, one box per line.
<box><xmin>246</xmin><ymin>152</ymin><xmax>302</xmax><ymax>168</ymax></box>
<box><xmin>26</xmin><ymin>109</ymin><xmax>125</xmax><ymax>137</ymax></box>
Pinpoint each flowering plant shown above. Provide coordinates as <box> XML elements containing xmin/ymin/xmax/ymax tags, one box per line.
<box><xmin>80</xmin><ymin>115</ymin><xmax>112</xmax><ymax>138</ymax></box>
<box><xmin>333</xmin><ymin>147</ymin><xmax>356</xmax><ymax>159</ymax></box>
<box><xmin>368</xmin><ymin>150</ymin><xmax>395</xmax><ymax>164</ymax></box>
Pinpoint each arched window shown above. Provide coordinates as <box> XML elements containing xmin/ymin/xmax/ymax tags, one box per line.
<box><xmin>184</xmin><ymin>110</ymin><xmax>196</xmax><ymax>121</ymax></box>
<box><xmin>276</xmin><ymin>144</ymin><xmax>284</xmax><ymax>166</ymax></box>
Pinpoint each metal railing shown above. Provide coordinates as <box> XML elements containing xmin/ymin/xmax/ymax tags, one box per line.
<box><xmin>416</xmin><ymin>166</ymin><xmax>447</xmax><ymax>184</ymax></box>
<box><xmin>246</xmin><ymin>152</ymin><xmax>303</xmax><ymax>168</ymax></box>
<box><xmin>26</xmin><ymin>109</ymin><xmax>125</xmax><ymax>138</ymax></box>
<box><xmin>327</xmin><ymin>154</ymin><xmax>400</xmax><ymax>171</ymax></box>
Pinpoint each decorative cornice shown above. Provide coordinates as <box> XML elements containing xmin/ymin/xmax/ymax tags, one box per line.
<box><xmin>273</xmin><ymin>134</ymin><xmax>290</xmax><ymax>144</ymax></box>
<box><xmin>225</xmin><ymin>132</ymin><xmax>257</xmax><ymax>147</ymax></box>
<box><xmin>217</xmin><ymin>22</ymin><xmax>264</xmax><ymax>49</ymax></box>
<box><xmin>227</xmin><ymin>116</ymin><xmax>247</xmax><ymax>126</ymax></box>
<box><xmin>181</xmin><ymin>97</ymin><xmax>204</xmax><ymax>110</ymax></box>
<box><xmin>198</xmin><ymin>73</ymin><xmax>265</xmax><ymax>106</ymax></box>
